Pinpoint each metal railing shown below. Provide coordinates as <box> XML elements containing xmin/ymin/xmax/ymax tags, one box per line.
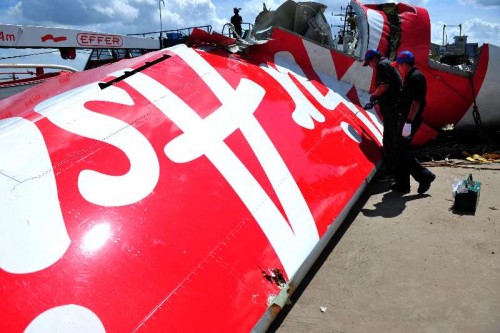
<box><xmin>221</xmin><ymin>22</ymin><xmax>254</xmax><ymax>39</ymax></box>
<box><xmin>128</xmin><ymin>25</ymin><xmax>213</xmax><ymax>48</ymax></box>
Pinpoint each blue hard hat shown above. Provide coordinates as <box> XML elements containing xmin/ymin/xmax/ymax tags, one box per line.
<box><xmin>363</xmin><ymin>49</ymin><xmax>380</xmax><ymax>66</ymax></box>
<box><xmin>396</xmin><ymin>51</ymin><xmax>415</xmax><ymax>64</ymax></box>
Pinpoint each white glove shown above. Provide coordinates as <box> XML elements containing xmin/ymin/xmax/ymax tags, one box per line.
<box><xmin>402</xmin><ymin>122</ymin><xmax>412</xmax><ymax>137</ymax></box>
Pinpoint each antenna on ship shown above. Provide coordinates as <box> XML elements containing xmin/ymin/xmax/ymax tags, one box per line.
<box><xmin>442</xmin><ymin>23</ymin><xmax>462</xmax><ymax>46</ymax></box>
<box><xmin>332</xmin><ymin>3</ymin><xmax>355</xmax><ymax>53</ymax></box>
<box><xmin>158</xmin><ymin>0</ymin><xmax>165</xmax><ymax>48</ymax></box>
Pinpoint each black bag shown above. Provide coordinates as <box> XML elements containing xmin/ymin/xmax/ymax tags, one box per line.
<box><xmin>454</xmin><ymin>174</ymin><xmax>481</xmax><ymax>213</ymax></box>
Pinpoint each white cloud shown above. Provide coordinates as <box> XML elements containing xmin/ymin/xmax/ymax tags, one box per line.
<box><xmin>462</xmin><ymin>18</ymin><xmax>500</xmax><ymax>45</ymax></box>
<box><xmin>405</xmin><ymin>0</ymin><xmax>431</xmax><ymax>5</ymax></box>
<box><xmin>431</xmin><ymin>17</ymin><xmax>500</xmax><ymax>46</ymax></box>
<box><xmin>458</xmin><ymin>0</ymin><xmax>500</xmax><ymax>6</ymax></box>
<box><xmin>91</xmin><ymin>0</ymin><xmax>140</xmax><ymax>21</ymax></box>
<box><xmin>0</xmin><ymin>0</ymin><xmax>228</xmax><ymax>35</ymax></box>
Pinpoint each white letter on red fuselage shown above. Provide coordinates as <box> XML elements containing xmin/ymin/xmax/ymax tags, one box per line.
<box><xmin>119</xmin><ymin>45</ymin><xmax>319</xmax><ymax>278</ymax></box>
<box><xmin>34</xmin><ymin>84</ymin><xmax>160</xmax><ymax>207</ymax></box>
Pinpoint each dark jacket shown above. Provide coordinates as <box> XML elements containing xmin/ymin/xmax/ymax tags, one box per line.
<box><xmin>400</xmin><ymin>66</ymin><xmax>426</xmax><ymax>123</ymax></box>
<box><xmin>376</xmin><ymin>58</ymin><xmax>402</xmax><ymax>111</ymax></box>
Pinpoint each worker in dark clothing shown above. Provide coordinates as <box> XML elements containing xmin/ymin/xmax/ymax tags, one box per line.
<box><xmin>363</xmin><ymin>48</ymin><xmax>402</xmax><ymax>181</ymax></box>
<box><xmin>392</xmin><ymin>50</ymin><xmax>436</xmax><ymax>194</ymax></box>
<box><xmin>231</xmin><ymin>8</ymin><xmax>243</xmax><ymax>38</ymax></box>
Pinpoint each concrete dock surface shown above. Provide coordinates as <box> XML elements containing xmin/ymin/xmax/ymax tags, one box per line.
<box><xmin>268</xmin><ymin>160</ymin><xmax>500</xmax><ymax>333</ymax></box>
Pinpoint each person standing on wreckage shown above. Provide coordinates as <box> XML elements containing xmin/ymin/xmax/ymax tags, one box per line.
<box><xmin>391</xmin><ymin>50</ymin><xmax>436</xmax><ymax>194</ymax></box>
<box><xmin>231</xmin><ymin>7</ymin><xmax>243</xmax><ymax>38</ymax></box>
<box><xmin>363</xmin><ymin>48</ymin><xmax>402</xmax><ymax>182</ymax></box>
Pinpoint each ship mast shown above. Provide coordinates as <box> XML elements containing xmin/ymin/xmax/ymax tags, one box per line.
<box><xmin>442</xmin><ymin>23</ymin><xmax>462</xmax><ymax>46</ymax></box>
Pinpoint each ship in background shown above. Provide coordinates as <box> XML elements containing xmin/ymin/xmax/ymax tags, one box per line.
<box><xmin>1</xmin><ymin>1</ymin><xmax>499</xmax><ymax>332</ymax></box>
<box><xmin>429</xmin><ymin>24</ymin><xmax>478</xmax><ymax>70</ymax></box>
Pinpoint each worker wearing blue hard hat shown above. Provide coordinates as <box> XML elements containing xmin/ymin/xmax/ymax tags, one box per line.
<box><xmin>395</xmin><ymin>50</ymin><xmax>415</xmax><ymax>64</ymax></box>
<box><xmin>363</xmin><ymin>48</ymin><xmax>381</xmax><ymax>66</ymax></box>
<box><xmin>391</xmin><ymin>50</ymin><xmax>436</xmax><ymax>194</ymax></box>
<box><xmin>363</xmin><ymin>48</ymin><xmax>402</xmax><ymax>182</ymax></box>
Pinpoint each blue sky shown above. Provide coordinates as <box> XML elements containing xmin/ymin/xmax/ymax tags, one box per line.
<box><xmin>1</xmin><ymin>0</ymin><xmax>499</xmax><ymax>69</ymax></box>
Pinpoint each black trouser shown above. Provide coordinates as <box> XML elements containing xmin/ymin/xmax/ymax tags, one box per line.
<box><xmin>380</xmin><ymin>105</ymin><xmax>400</xmax><ymax>175</ymax></box>
<box><xmin>394</xmin><ymin>118</ymin><xmax>434</xmax><ymax>188</ymax></box>
<box><xmin>383</xmin><ymin>114</ymin><xmax>399</xmax><ymax>174</ymax></box>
